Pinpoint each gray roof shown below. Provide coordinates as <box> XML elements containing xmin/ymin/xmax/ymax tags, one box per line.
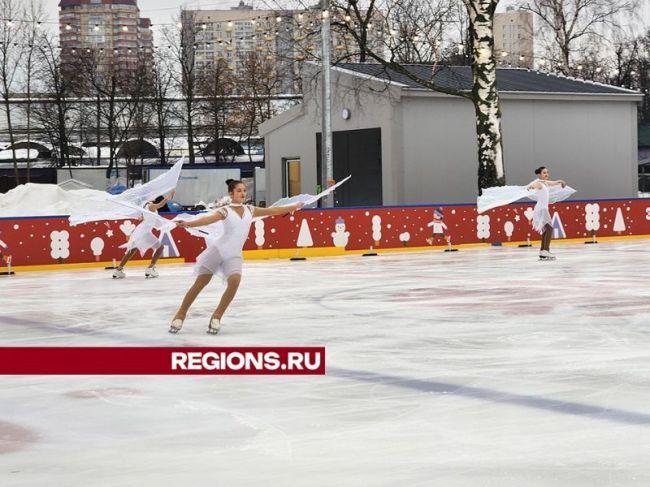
<box><xmin>335</xmin><ymin>63</ymin><xmax>638</xmax><ymax>95</ymax></box>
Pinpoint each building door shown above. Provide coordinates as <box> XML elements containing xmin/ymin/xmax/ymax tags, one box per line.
<box><xmin>317</xmin><ymin>127</ymin><xmax>382</xmax><ymax>206</ymax></box>
<box><xmin>283</xmin><ymin>158</ymin><xmax>301</xmax><ymax>197</ymax></box>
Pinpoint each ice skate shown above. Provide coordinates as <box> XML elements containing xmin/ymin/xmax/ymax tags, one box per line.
<box><xmin>207</xmin><ymin>318</ymin><xmax>221</xmax><ymax>335</ymax></box>
<box><xmin>539</xmin><ymin>250</ymin><xmax>556</xmax><ymax>261</ymax></box>
<box><xmin>169</xmin><ymin>318</ymin><xmax>184</xmax><ymax>334</ymax></box>
<box><xmin>112</xmin><ymin>268</ymin><xmax>126</xmax><ymax>279</ymax></box>
<box><xmin>145</xmin><ymin>266</ymin><xmax>159</xmax><ymax>278</ymax></box>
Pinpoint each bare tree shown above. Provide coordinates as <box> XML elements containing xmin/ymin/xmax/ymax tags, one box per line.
<box><xmin>151</xmin><ymin>48</ymin><xmax>176</xmax><ymax>164</ymax></box>
<box><xmin>0</xmin><ymin>0</ymin><xmax>26</xmax><ymax>183</ymax></box>
<box><xmin>162</xmin><ymin>11</ymin><xmax>201</xmax><ymax>164</ymax></box>
<box><xmin>22</xmin><ymin>0</ymin><xmax>47</xmax><ymax>181</ymax></box>
<box><xmin>333</xmin><ymin>0</ymin><xmax>506</xmax><ymax>190</ymax></box>
<box><xmin>32</xmin><ymin>34</ymin><xmax>77</xmax><ymax>169</ymax></box>
<box><xmin>196</xmin><ymin>58</ymin><xmax>236</xmax><ymax>161</ymax></box>
<box><xmin>517</xmin><ymin>0</ymin><xmax>639</xmax><ymax>74</ymax></box>
<box><xmin>74</xmin><ymin>49</ymin><xmax>142</xmax><ymax>179</ymax></box>
<box><xmin>232</xmin><ymin>52</ymin><xmax>283</xmax><ymax>162</ymax></box>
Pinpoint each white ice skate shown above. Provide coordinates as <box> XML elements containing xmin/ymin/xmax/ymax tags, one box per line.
<box><xmin>169</xmin><ymin>318</ymin><xmax>184</xmax><ymax>334</ymax></box>
<box><xmin>539</xmin><ymin>250</ymin><xmax>556</xmax><ymax>261</ymax></box>
<box><xmin>112</xmin><ymin>268</ymin><xmax>126</xmax><ymax>279</ymax></box>
<box><xmin>145</xmin><ymin>266</ymin><xmax>159</xmax><ymax>278</ymax></box>
<box><xmin>207</xmin><ymin>318</ymin><xmax>221</xmax><ymax>335</ymax></box>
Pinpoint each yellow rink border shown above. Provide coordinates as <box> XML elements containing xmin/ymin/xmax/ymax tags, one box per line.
<box><xmin>7</xmin><ymin>258</ymin><xmax>185</xmax><ymax>273</ymax></box>
<box><xmin>5</xmin><ymin>233</ymin><xmax>650</xmax><ymax>272</ymax></box>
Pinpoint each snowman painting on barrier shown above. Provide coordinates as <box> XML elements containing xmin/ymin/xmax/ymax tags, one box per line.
<box><xmin>426</xmin><ymin>207</ymin><xmax>450</xmax><ymax>246</ymax></box>
<box><xmin>331</xmin><ymin>217</ymin><xmax>350</xmax><ymax>248</ymax></box>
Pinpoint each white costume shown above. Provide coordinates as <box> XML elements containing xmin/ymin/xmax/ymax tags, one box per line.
<box><xmin>194</xmin><ymin>204</ymin><xmax>253</xmax><ymax>280</ymax></box>
<box><xmin>530</xmin><ymin>179</ymin><xmax>552</xmax><ymax>234</ymax></box>
<box><xmin>120</xmin><ymin>205</ymin><xmax>164</xmax><ymax>256</ymax></box>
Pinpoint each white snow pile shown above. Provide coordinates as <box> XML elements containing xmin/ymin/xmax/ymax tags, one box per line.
<box><xmin>0</xmin><ymin>183</ymin><xmax>111</xmax><ymax>217</ymax></box>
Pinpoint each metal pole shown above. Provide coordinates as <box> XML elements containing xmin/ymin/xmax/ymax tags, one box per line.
<box><xmin>320</xmin><ymin>0</ymin><xmax>334</xmax><ymax>207</ymax></box>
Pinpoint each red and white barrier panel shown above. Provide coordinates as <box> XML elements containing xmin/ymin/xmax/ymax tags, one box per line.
<box><xmin>0</xmin><ymin>347</ymin><xmax>326</xmax><ymax>375</ymax></box>
<box><xmin>1</xmin><ymin>198</ymin><xmax>649</xmax><ymax>266</ymax></box>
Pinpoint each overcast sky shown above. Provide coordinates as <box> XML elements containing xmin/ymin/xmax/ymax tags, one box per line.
<box><xmin>44</xmin><ymin>0</ymin><xmax>649</xmax><ymax>39</ymax></box>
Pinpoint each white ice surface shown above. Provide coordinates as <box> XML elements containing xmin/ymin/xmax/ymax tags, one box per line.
<box><xmin>2</xmin><ymin>241</ymin><xmax>650</xmax><ymax>486</ymax></box>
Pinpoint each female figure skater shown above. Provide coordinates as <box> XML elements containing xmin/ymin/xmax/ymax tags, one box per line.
<box><xmin>170</xmin><ymin>179</ymin><xmax>303</xmax><ymax>334</ymax></box>
<box><xmin>527</xmin><ymin>166</ymin><xmax>567</xmax><ymax>260</ymax></box>
<box><xmin>112</xmin><ymin>191</ymin><xmax>175</xmax><ymax>279</ymax></box>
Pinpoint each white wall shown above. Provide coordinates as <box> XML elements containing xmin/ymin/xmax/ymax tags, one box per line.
<box><xmin>401</xmin><ymin>94</ymin><xmax>639</xmax><ymax>203</ymax></box>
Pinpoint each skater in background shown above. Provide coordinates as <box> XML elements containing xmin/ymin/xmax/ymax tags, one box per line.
<box><xmin>527</xmin><ymin>166</ymin><xmax>568</xmax><ymax>261</ymax></box>
<box><xmin>477</xmin><ymin>166</ymin><xmax>575</xmax><ymax>260</ymax></box>
<box><xmin>112</xmin><ymin>191</ymin><xmax>175</xmax><ymax>279</ymax></box>
<box><xmin>170</xmin><ymin>179</ymin><xmax>303</xmax><ymax>335</ymax></box>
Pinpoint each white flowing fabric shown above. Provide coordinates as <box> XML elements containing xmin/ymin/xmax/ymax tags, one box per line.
<box><xmin>477</xmin><ymin>182</ymin><xmax>576</xmax><ymax>214</ymax></box>
<box><xmin>68</xmin><ymin>158</ymin><xmax>184</xmax><ymax>225</ymax></box>
<box><xmin>266</xmin><ymin>175</ymin><xmax>351</xmax><ymax>209</ymax></box>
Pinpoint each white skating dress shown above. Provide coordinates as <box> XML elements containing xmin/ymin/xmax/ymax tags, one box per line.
<box><xmin>194</xmin><ymin>204</ymin><xmax>253</xmax><ymax>279</ymax></box>
<box><xmin>530</xmin><ymin>179</ymin><xmax>552</xmax><ymax>234</ymax></box>
<box><xmin>120</xmin><ymin>204</ymin><xmax>163</xmax><ymax>256</ymax></box>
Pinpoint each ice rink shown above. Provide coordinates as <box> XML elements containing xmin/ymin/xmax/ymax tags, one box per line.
<box><xmin>2</xmin><ymin>240</ymin><xmax>650</xmax><ymax>486</ymax></box>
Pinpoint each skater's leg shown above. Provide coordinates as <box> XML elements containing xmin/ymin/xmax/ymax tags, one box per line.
<box><xmin>148</xmin><ymin>244</ymin><xmax>164</xmax><ymax>267</ymax></box>
<box><xmin>211</xmin><ymin>273</ymin><xmax>241</xmax><ymax>321</ymax></box>
<box><xmin>117</xmin><ymin>248</ymin><xmax>137</xmax><ymax>270</ymax></box>
<box><xmin>542</xmin><ymin>225</ymin><xmax>553</xmax><ymax>252</ymax></box>
<box><xmin>174</xmin><ymin>273</ymin><xmax>212</xmax><ymax>321</ymax></box>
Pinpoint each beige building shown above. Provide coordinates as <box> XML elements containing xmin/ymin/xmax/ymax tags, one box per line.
<box><xmin>59</xmin><ymin>0</ymin><xmax>153</xmax><ymax>74</ymax></box>
<box><xmin>184</xmin><ymin>1</ymin><xmax>385</xmax><ymax>92</ymax></box>
<box><xmin>494</xmin><ymin>8</ymin><xmax>534</xmax><ymax>69</ymax></box>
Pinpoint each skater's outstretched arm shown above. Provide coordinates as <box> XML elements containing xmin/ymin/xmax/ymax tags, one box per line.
<box><xmin>147</xmin><ymin>190</ymin><xmax>175</xmax><ymax>211</ymax></box>
<box><xmin>176</xmin><ymin>209</ymin><xmax>226</xmax><ymax>228</ymax></box>
<box><xmin>547</xmin><ymin>179</ymin><xmax>567</xmax><ymax>188</ymax></box>
<box><xmin>253</xmin><ymin>202</ymin><xmax>304</xmax><ymax>218</ymax></box>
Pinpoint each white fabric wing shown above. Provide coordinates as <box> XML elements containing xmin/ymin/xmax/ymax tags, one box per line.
<box><xmin>68</xmin><ymin>158</ymin><xmax>184</xmax><ymax>225</ymax></box>
<box><xmin>477</xmin><ymin>184</ymin><xmax>576</xmax><ymax>213</ymax></box>
<box><xmin>477</xmin><ymin>186</ymin><xmax>533</xmax><ymax>214</ymax></box>
<box><xmin>542</xmin><ymin>185</ymin><xmax>576</xmax><ymax>204</ymax></box>
<box><xmin>118</xmin><ymin>157</ymin><xmax>184</xmax><ymax>208</ymax></box>
<box><xmin>269</xmin><ymin>175</ymin><xmax>352</xmax><ymax>208</ymax></box>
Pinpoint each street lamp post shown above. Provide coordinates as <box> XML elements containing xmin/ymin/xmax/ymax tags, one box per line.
<box><xmin>320</xmin><ymin>0</ymin><xmax>334</xmax><ymax>207</ymax></box>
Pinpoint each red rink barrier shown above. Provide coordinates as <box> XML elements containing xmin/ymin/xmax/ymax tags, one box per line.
<box><xmin>0</xmin><ymin>347</ymin><xmax>326</xmax><ymax>375</ymax></box>
<box><xmin>1</xmin><ymin>198</ymin><xmax>649</xmax><ymax>266</ymax></box>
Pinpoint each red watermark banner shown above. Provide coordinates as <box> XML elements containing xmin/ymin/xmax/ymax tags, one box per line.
<box><xmin>0</xmin><ymin>347</ymin><xmax>326</xmax><ymax>375</ymax></box>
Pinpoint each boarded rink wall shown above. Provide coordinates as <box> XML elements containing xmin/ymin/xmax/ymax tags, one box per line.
<box><xmin>1</xmin><ymin>198</ymin><xmax>649</xmax><ymax>269</ymax></box>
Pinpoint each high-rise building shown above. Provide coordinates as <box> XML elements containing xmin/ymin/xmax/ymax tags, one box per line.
<box><xmin>183</xmin><ymin>1</ymin><xmax>385</xmax><ymax>93</ymax></box>
<box><xmin>494</xmin><ymin>8</ymin><xmax>534</xmax><ymax>69</ymax></box>
<box><xmin>59</xmin><ymin>0</ymin><xmax>154</xmax><ymax>78</ymax></box>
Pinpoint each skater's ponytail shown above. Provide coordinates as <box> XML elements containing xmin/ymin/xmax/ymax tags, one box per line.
<box><xmin>534</xmin><ymin>166</ymin><xmax>546</xmax><ymax>175</ymax></box>
<box><xmin>226</xmin><ymin>179</ymin><xmax>244</xmax><ymax>193</ymax></box>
